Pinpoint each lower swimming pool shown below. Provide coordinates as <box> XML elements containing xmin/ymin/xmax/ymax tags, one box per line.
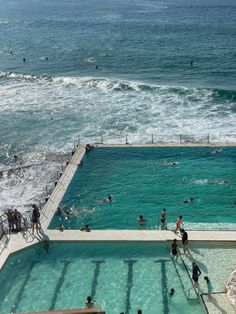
<box><xmin>49</xmin><ymin>147</ymin><xmax>236</xmax><ymax>231</ymax></box>
<box><xmin>0</xmin><ymin>241</ymin><xmax>235</xmax><ymax>314</ymax></box>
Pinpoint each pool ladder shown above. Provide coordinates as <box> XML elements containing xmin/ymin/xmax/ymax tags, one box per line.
<box><xmin>168</xmin><ymin>248</ymin><xmax>199</xmax><ymax>301</ymax></box>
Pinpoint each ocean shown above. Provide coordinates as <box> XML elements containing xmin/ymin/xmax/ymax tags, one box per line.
<box><xmin>0</xmin><ymin>0</ymin><xmax>235</xmax><ymax>213</ymax></box>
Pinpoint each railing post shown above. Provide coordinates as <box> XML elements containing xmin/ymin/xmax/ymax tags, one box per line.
<box><xmin>101</xmin><ymin>134</ymin><xmax>103</xmax><ymax>144</ymax></box>
<box><xmin>45</xmin><ymin>185</ymin><xmax>48</xmax><ymax>196</ymax></box>
<box><xmin>151</xmin><ymin>134</ymin><xmax>154</xmax><ymax>144</ymax></box>
<box><xmin>125</xmin><ymin>134</ymin><xmax>129</xmax><ymax>144</ymax></box>
<box><xmin>61</xmin><ymin>163</ymin><xmax>64</xmax><ymax>172</ymax></box>
<box><xmin>180</xmin><ymin>134</ymin><xmax>182</xmax><ymax>144</ymax></box>
<box><xmin>207</xmin><ymin>134</ymin><xmax>210</xmax><ymax>143</ymax></box>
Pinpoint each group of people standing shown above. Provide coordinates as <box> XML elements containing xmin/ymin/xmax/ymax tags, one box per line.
<box><xmin>171</xmin><ymin>235</ymin><xmax>213</xmax><ymax>300</ymax></box>
<box><xmin>4</xmin><ymin>208</ymin><xmax>22</xmax><ymax>232</ymax></box>
<box><xmin>3</xmin><ymin>204</ymin><xmax>42</xmax><ymax>236</ymax></box>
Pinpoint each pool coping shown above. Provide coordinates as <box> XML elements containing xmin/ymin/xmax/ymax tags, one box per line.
<box><xmin>1</xmin><ymin>143</ymin><xmax>236</xmax><ymax>314</ymax></box>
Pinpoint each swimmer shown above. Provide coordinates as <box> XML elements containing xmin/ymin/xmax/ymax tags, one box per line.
<box><xmin>80</xmin><ymin>224</ymin><xmax>90</xmax><ymax>232</ymax></box>
<box><xmin>211</xmin><ymin>149</ymin><xmax>222</xmax><ymax>154</ymax></box>
<box><xmin>171</xmin><ymin>239</ymin><xmax>179</xmax><ymax>260</ymax></box>
<box><xmin>43</xmin><ymin>240</ymin><xmax>49</xmax><ymax>252</ymax></box>
<box><xmin>183</xmin><ymin>197</ymin><xmax>194</xmax><ymax>203</ymax></box>
<box><xmin>169</xmin><ymin>288</ymin><xmax>175</xmax><ymax>298</ymax></box>
<box><xmin>86</xmin><ymin>296</ymin><xmax>95</xmax><ymax>308</ymax></box>
<box><xmin>56</xmin><ymin>207</ymin><xmax>62</xmax><ymax>216</ymax></box>
<box><xmin>100</xmin><ymin>195</ymin><xmax>112</xmax><ymax>203</ymax></box>
<box><xmin>208</xmin><ymin>179</ymin><xmax>229</xmax><ymax>185</ymax></box>
<box><xmin>138</xmin><ymin>215</ymin><xmax>146</xmax><ymax>225</ymax></box>
<box><xmin>162</xmin><ymin>161</ymin><xmax>178</xmax><ymax>167</ymax></box>
<box><xmin>86</xmin><ymin>144</ymin><xmax>94</xmax><ymax>152</ymax></box>
<box><xmin>56</xmin><ymin>224</ymin><xmax>64</xmax><ymax>232</ymax></box>
<box><xmin>23</xmin><ymin>58</ymin><xmax>26</xmax><ymax>62</ymax></box>
<box><xmin>160</xmin><ymin>208</ymin><xmax>167</xmax><ymax>230</ymax></box>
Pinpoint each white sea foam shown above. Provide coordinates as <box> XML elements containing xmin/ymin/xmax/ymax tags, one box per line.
<box><xmin>0</xmin><ymin>72</ymin><xmax>235</xmax><ymax>214</ymax></box>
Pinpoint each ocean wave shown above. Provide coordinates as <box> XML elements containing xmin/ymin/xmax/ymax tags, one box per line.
<box><xmin>1</xmin><ymin>71</ymin><xmax>236</xmax><ymax>102</ymax></box>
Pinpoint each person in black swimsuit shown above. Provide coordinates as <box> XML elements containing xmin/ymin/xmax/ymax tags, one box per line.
<box><xmin>192</xmin><ymin>262</ymin><xmax>201</xmax><ymax>285</ymax></box>
<box><xmin>171</xmin><ymin>239</ymin><xmax>179</xmax><ymax>260</ymax></box>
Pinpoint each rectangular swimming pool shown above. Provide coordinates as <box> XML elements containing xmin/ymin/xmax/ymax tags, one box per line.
<box><xmin>49</xmin><ymin>147</ymin><xmax>236</xmax><ymax>231</ymax></box>
<box><xmin>2</xmin><ymin>241</ymin><xmax>236</xmax><ymax>314</ymax></box>
<box><xmin>1</xmin><ymin>242</ymin><xmax>235</xmax><ymax>314</ymax></box>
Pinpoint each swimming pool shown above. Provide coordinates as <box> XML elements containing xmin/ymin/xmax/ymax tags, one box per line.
<box><xmin>0</xmin><ymin>241</ymin><xmax>235</xmax><ymax>314</ymax></box>
<box><xmin>49</xmin><ymin>147</ymin><xmax>236</xmax><ymax>230</ymax></box>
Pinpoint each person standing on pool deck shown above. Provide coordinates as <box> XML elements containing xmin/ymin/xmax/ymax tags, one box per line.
<box><xmin>181</xmin><ymin>229</ymin><xmax>189</xmax><ymax>254</ymax></box>
<box><xmin>175</xmin><ymin>216</ymin><xmax>183</xmax><ymax>234</ymax></box>
<box><xmin>160</xmin><ymin>208</ymin><xmax>167</xmax><ymax>230</ymax></box>
<box><xmin>204</xmin><ymin>276</ymin><xmax>213</xmax><ymax>300</ymax></box>
<box><xmin>192</xmin><ymin>262</ymin><xmax>201</xmax><ymax>285</ymax></box>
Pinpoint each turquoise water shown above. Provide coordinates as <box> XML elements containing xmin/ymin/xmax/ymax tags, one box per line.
<box><xmin>0</xmin><ymin>242</ymin><xmax>205</xmax><ymax>314</ymax></box>
<box><xmin>0</xmin><ymin>0</ymin><xmax>235</xmax><ymax>216</ymax></box>
<box><xmin>49</xmin><ymin>147</ymin><xmax>236</xmax><ymax>230</ymax></box>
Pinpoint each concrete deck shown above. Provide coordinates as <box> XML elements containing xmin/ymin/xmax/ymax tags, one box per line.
<box><xmin>0</xmin><ymin>143</ymin><xmax>236</xmax><ymax>314</ymax></box>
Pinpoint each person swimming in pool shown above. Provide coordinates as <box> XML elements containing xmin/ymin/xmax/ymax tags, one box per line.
<box><xmin>208</xmin><ymin>179</ymin><xmax>229</xmax><ymax>184</ymax></box>
<box><xmin>169</xmin><ymin>288</ymin><xmax>175</xmax><ymax>298</ymax></box>
<box><xmin>183</xmin><ymin>197</ymin><xmax>194</xmax><ymax>203</ymax></box>
<box><xmin>138</xmin><ymin>215</ymin><xmax>146</xmax><ymax>225</ymax></box>
<box><xmin>99</xmin><ymin>195</ymin><xmax>112</xmax><ymax>203</ymax></box>
<box><xmin>162</xmin><ymin>161</ymin><xmax>178</xmax><ymax>167</ymax></box>
<box><xmin>80</xmin><ymin>224</ymin><xmax>91</xmax><ymax>232</ymax></box>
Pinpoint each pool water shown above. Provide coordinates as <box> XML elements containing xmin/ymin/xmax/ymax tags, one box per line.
<box><xmin>0</xmin><ymin>242</ymin><xmax>206</xmax><ymax>314</ymax></box>
<box><xmin>49</xmin><ymin>147</ymin><xmax>236</xmax><ymax>230</ymax></box>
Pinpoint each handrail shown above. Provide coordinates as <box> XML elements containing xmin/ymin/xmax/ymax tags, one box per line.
<box><xmin>167</xmin><ymin>248</ymin><xmax>197</xmax><ymax>300</ymax></box>
<box><xmin>81</xmin><ymin>133</ymin><xmax>236</xmax><ymax>145</ymax></box>
<box><xmin>168</xmin><ymin>249</ymin><xmax>189</xmax><ymax>299</ymax></box>
<box><xmin>178</xmin><ymin>253</ymin><xmax>199</xmax><ymax>298</ymax></box>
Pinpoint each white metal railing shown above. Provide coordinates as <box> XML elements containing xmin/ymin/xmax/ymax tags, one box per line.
<box><xmin>78</xmin><ymin>133</ymin><xmax>236</xmax><ymax>145</ymax></box>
